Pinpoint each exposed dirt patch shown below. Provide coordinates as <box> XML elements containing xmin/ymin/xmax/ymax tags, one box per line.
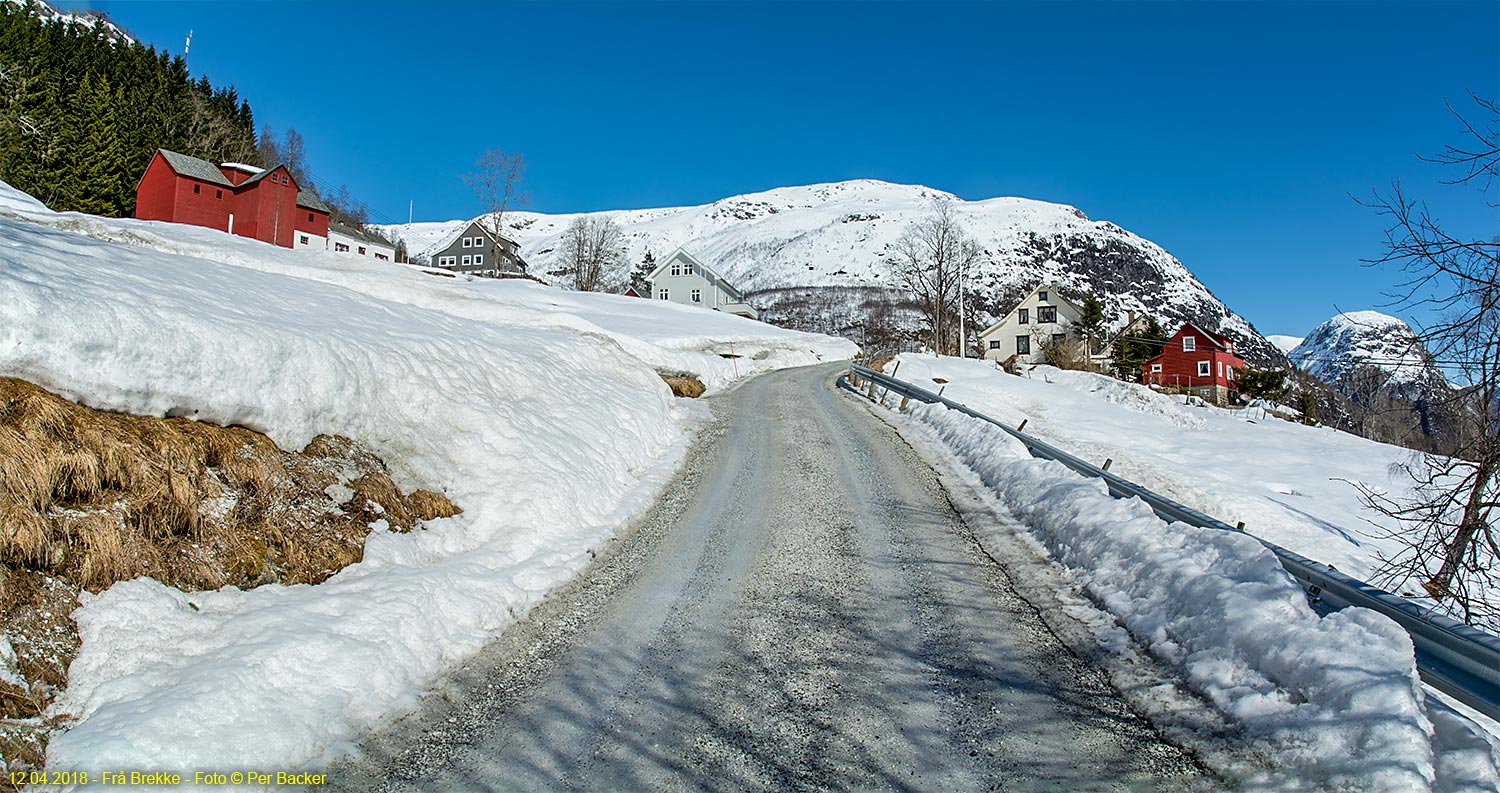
<box><xmin>0</xmin><ymin>377</ymin><xmax>460</xmax><ymax>782</ymax></box>
<box><xmin>659</xmin><ymin>373</ymin><xmax>706</xmax><ymax>399</ymax></box>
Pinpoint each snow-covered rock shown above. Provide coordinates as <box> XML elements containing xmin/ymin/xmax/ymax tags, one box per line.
<box><xmin>379</xmin><ymin>180</ymin><xmax>1286</xmax><ymax>365</ymax></box>
<box><xmin>1289</xmin><ymin>311</ymin><xmax>1445</xmax><ymax>392</ymax></box>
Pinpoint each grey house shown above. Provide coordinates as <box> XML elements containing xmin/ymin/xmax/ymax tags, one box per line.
<box><xmin>427</xmin><ymin>220</ymin><xmax>527</xmax><ymax>277</ymax></box>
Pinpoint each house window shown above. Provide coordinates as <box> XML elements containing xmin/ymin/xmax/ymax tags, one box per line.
<box><xmin>1038</xmin><ymin>306</ymin><xmax>1057</xmax><ymax>323</ymax></box>
<box><xmin>1016</xmin><ymin>335</ymin><xmax>1031</xmax><ymax>355</ymax></box>
<box><xmin>472</xmin><ymin>237</ymin><xmax>483</xmax><ymax>247</ymax></box>
<box><xmin>376</xmin><ymin>254</ymin><xmax>389</xmax><ymax>261</ymax></box>
<box><xmin>989</xmin><ymin>340</ymin><xmax>1003</xmax><ymax>350</ymax></box>
<box><xmin>335</xmin><ymin>243</ymin><xmax>350</xmax><ymax>252</ymax></box>
<box><xmin>1018</xmin><ymin>308</ymin><xmax>1029</xmax><ymax>325</ymax></box>
<box><xmin>1182</xmin><ymin>336</ymin><xmax>1196</xmax><ymax>352</ymax></box>
<box><xmin>463</xmin><ymin>238</ymin><xmax>472</xmax><ymax>248</ymax></box>
<box><xmin>474</xmin><ymin>254</ymin><xmax>483</xmax><ymax>265</ymax></box>
<box><xmin>1151</xmin><ymin>363</ymin><xmax>1162</xmax><ymax>373</ymax></box>
<box><xmin>461</xmin><ymin>255</ymin><xmax>471</xmax><ymax>265</ymax></box>
<box><xmin>1197</xmin><ymin>361</ymin><xmax>1211</xmax><ymax>377</ymax></box>
<box><xmin>691</xmin><ymin>289</ymin><xmax>701</xmax><ymax>303</ymax></box>
<box><xmin>670</xmin><ymin>263</ymin><xmax>681</xmax><ymax>276</ymax></box>
<box><xmin>358</xmin><ymin>246</ymin><xmax>367</xmax><ymax>255</ymax></box>
<box><xmin>193</xmin><ymin>184</ymin><xmax>200</xmax><ymax>194</ymax></box>
<box><xmin>1218</xmin><ymin>361</ymin><xmax>1224</xmax><ymax>377</ymax></box>
<box><xmin>684</xmin><ymin>264</ymin><xmax>694</xmax><ymax>276</ymax></box>
<box><xmin>658</xmin><ymin>289</ymin><xmax>669</xmax><ymax>300</ymax></box>
<box><xmin>1052</xmin><ymin>333</ymin><xmax>1066</xmax><ymax>345</ymax></box>
<box><xmin>299</xmin><ymin>235</ymin><xmax>309</xmax><ymax>245</ymax></box>
<box><xmin>1038</xmin><ymin>290</ymin><xmax>1048</xmax><ymax>302</ymax></box>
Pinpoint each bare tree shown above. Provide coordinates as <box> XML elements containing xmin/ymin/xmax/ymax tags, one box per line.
<box><xmin>559</xmin><ymin>216</ymin><xmax>627</xmax><ymax>292</ymax></box>
<box><xmin>463</xmin><ymin>148</ymin><xmax>528</xmax><ymax>254</ymax></box>
<box><xmin>886</xmin><ymin>199</ymin><xmax>982</xmax><ymax>354</ymax></box>
<box><xmin>1355</xmin><ymin>93</ymin><xmax>1500</xmax><ymax>625</ymax></box>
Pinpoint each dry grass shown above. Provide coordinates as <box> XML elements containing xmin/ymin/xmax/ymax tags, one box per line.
<box><xmin>867</xmin><ymin>355</ymin><xmax>894</xmax><ymax>372</ymax></box>
<box><xmin>659</xmin><ymin>373</ymin><xmax>706</xmax><ymax>399</ymax></box>
<box><xmin>0</xmin><ymin>377</ymin><xmax>461</xmax><ymax>776</ymax></box>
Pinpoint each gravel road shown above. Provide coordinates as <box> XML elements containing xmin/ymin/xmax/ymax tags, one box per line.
<box><xmin>329</xmin><ymin>363</ymin><xmax>1208</xmax><ymax>791</ymax></box>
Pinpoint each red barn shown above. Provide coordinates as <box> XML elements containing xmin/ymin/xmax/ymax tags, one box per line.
<box><xmin>134</xmin><ymin>149</ymin><xmax>329</xmax><ymax>250</ymax></box>
<box><xmin>1142</xmin><ymin>323</ymin><xmax>1246</xmax><ymax>405</ymax></box>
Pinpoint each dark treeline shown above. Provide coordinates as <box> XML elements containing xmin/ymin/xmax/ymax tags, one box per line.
<box><xmin>0</xmin><ymin>3</ymin><xmax>256</xmax><ymax>216</ymax></box>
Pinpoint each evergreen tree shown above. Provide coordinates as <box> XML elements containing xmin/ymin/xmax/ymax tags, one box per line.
<box><xmin>1236</xmin><ymin>368</ymin><xmax>1288</xmax><ymax>402</ymax></box>
<box><xmin>1077</xmin><ymin>293</ymin><xmax>1106</xmax><ymax>358</ymax></box>
<box><xmin>628</xmin><ymin>249</ymin><xmax>655</xmax><ymax>294</ymax></box>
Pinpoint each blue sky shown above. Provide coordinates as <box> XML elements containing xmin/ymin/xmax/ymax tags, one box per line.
<box><xmin>67</xmin><ymin>0</ymin><xmax>1497</xmax><ymax>337</ymax></box>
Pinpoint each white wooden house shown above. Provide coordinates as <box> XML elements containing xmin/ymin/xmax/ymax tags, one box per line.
<box><xmin>978</xmin><ymin>284</ymin><xmax>1084</xmax><ymax>364</ymax></box>
<box><xmin>647</xmin><ymin>248</ymin><xmax>758</xmax><ymax>320</ymax></box>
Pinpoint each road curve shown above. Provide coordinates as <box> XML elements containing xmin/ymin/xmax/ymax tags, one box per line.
<box><xmin>331</xmin><ymin>363</ymin><xmax>1207</xmax><ymax>791</ymax></box>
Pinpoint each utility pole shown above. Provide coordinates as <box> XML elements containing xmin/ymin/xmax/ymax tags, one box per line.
<box><xmin>408</xmin><ymin>199</ymin><xmax>413</xmax><ymax>226</ymax></box>
<box><xmin>958</xmin><ymin>256</ymin><xmax>968</xmax><ymax>358</ymax></box>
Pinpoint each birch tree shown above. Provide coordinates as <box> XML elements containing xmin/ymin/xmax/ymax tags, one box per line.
<box><xmin>887</xmin><ymin>199</ymin><xmax>982</xmax><ymax>355</ymax></box>
<box><xmin>1356</xmin><ymin>93</ymin><xmax>1500</xmax><ymax>625</ymax></box>
<box><xmin>463</xmin><ymin>148</ymin><xmax>528</xmax><ymax>256</ymax></box>
<box><xmin>561</xmin><ymin>216</ymin><xmax>627</xmax><ymax>292</ymax></box>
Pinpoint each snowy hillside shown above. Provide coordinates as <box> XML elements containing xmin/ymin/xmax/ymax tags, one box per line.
<box><xmin>1</xmin><ymin>0</ymin><xmax>133</xmax><ymax>42</ymax></box>
<box><xmin>1290</xmin><ymin>311</ymin><xmax>1444</xmax><ymax>390</ymax></box>
<box><xmin>380</xmin><ymin>180</ymin><xmax>1286</xmax><ymax>365</ymax></box>
<box><xmin>0</xmin><ymin>180</ymin><xmax>852</xmax><ymax>772</ymax></box>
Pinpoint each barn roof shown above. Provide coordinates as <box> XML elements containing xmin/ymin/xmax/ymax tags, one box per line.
<box><xmin>296</xmin><ymin>189</ymin><xmax>330</xmax><ymax>214</ymax></box>
<box><xmin>157</xmin><ymin>149</ymin><xmax>234</xmax><ymax>188</ymax></box>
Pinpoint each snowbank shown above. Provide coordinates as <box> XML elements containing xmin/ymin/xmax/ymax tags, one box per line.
<box><xmin>0</xmin><ymin>180</ymin><xmax>852</xmax><ymax>771</ymax></box>
<box><xmin>901</xmin><ymin>403</ymin><xmax>1436</xmax><ymax>790</ymax></box>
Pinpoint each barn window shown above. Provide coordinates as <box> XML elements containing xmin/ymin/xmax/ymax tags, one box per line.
<box><xmin>1018</xmin><ymin>308</ymin><xmax>1028</xmax><ymax>324</ymax></box>
<box><xmin>193</xmin><ymin>184</ymin><xmax>200</xmax><ymax>194</ymax></box>
<box><xmin>1151</xmin><ymin>363</ymin><xmax>1162</xmax><ymax>373</ymax></box>
<box><xmin>299</xmin><ymin>235</ymin><xmax>309</xmax><ymax>245</ymax></box>
<box><xmin>359</xmin><ymin>246</ymin><xmax>367</xmax><ymax>256</ymax></box>
<box><xmin>1197</xmin><ymin>361</ymin><xmax>1211</xmax><ymax>377</ymax></box>
<box><xmin>1038</xmin><ymin>306</ymin><xmax>1057</xmax><ymax>323</ymax></box>
<box><xmin>1016</xmin><ymin>335</ymin><xmax>1031</xmax><ymax>355</ymax></box>
<box><xmin>335</xmin><ymin>243</ymin><xmax>350</xmax><ymax>252</ymax></box>
<box><xmin>307</xmin><ymin>212</ymin><xmax>314</xmax><ymax>222</ymax></box>
<box><xmin>376</xmin><ymin>254</ymin><xmax>389</xmax><ymax>261</ymax></box>
<box><xmin>216</xmin><ymin>189</ymin><xmax>223</xmax><ymax>199</ymax></box>
<box><xmin>1182</xmin><ymin>336</ymin><xmax>1196</xmax><ymax>352</ymax></box>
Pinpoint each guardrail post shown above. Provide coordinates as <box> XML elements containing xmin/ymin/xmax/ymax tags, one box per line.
<box><xmin>1102</xmin><ymin>458</ymin><xmax>1113</xmax><ymax>471</ymax></box>
<box><xmin>1017</xmin><ymin>419</ymin><xmax>1027</xmax><ymax>432</ymax></box>
<box><xmin>899</xmin><ymin>395</ymin><xmax>909</xmax><ymax>411</ymax></box>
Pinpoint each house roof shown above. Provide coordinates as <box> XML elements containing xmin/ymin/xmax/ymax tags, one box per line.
<box><xmin>1177</xmin><ymin>322</ymin><xmax>1234</xmax><ymax>351</ymax></box>
<box><xmin>296</xmin><ymin>189</ymin><xmax>330</xmax><ymax>214</ymax></box>
<box><xmin>156</xmin><ymin>149</ymin><xmax>234</xmax><ymax>188</ymax></box>
<box><xmin>429</xmin><ymin>219</ymin><xmax>519</xmax><ymax>257</ymax></box>
<box><xmin>646</xmin><ymin>248</ymin><xmax>745</xmax><ymax>301</ymax></box>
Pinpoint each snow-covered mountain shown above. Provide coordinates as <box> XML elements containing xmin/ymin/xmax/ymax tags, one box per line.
<box><xmin>1288</xmin><ymin>311</ymin><xmax>1444</xmax><ymax>391</ymax></box>
<box><xmin>379</xmin><ymin>180</ymin><xmax>1285</xmax><ymax>365</ymax></box>
<box><xmin>1</xmin><ymin>0</ymin><xmax>134</xmax><ymax>43</ymax></box>
<box><xmin>1266</xmin><ymin>335</ymin><xmax>1304</xmax><ymax>355</ymax></box>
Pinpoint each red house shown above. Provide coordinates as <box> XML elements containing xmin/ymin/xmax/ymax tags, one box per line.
<box><xmin>1142</xmin><ymin>323</ymin><xmax>1246</xmax><ymax>405</ymax></box>
<box><xmin>134</xmin><ymin>149</ymin><xmax>330</xmax><ymax>250</ymax></box>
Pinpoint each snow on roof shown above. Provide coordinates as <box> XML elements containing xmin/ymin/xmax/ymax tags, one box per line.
<box><xmin>220</xmin><ymin>162</ymin><xmax>265</xmax><ymax>175</ymax></box>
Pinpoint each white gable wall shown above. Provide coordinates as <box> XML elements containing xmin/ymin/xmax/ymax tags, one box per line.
<box><xmin>647</xmin><ymin>249</ymin><xmax>757</xmax><ymax>319</ymax></box>
<box><xmin>979</xmin><ymin>285</ymin><xmax>1082</xmax><ymax>363</ymax></box>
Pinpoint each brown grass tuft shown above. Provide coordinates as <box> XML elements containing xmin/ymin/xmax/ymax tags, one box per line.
<box><xmin>0</xmin><ymin>377</ymin><xmax>464</xmax><ymax>775</ymax></box>
<box><xmin>659</xmin><ymin>373</ymin><xmax>706</xmax><ymax>399</ymax></box>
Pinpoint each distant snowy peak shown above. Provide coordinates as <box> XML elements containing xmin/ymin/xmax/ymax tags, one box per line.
<box><xmin>1289</xmin><ymin>311</ymin><xmax>1442</xmax><ymax>388</ymax></box>
<box><xmin>1267</xmin><ymin>335</ymin><xmax>1305</xmax><ymax>355</ymax></box>
<box><xmin>380</xmin><ymin>178</ymin><xmax>1283</xmax><ymax>365</ymax></box>
<box><xmin>2</xmin><ymin>0</ymin><xmax>135</xmax><ymax>43</ymax></box>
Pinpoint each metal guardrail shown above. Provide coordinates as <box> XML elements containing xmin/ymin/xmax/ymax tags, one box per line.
<box><xmin>842</xmin><ymin>362</ymin><xmax>1500</xmax><ymax>721</ymax></box>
